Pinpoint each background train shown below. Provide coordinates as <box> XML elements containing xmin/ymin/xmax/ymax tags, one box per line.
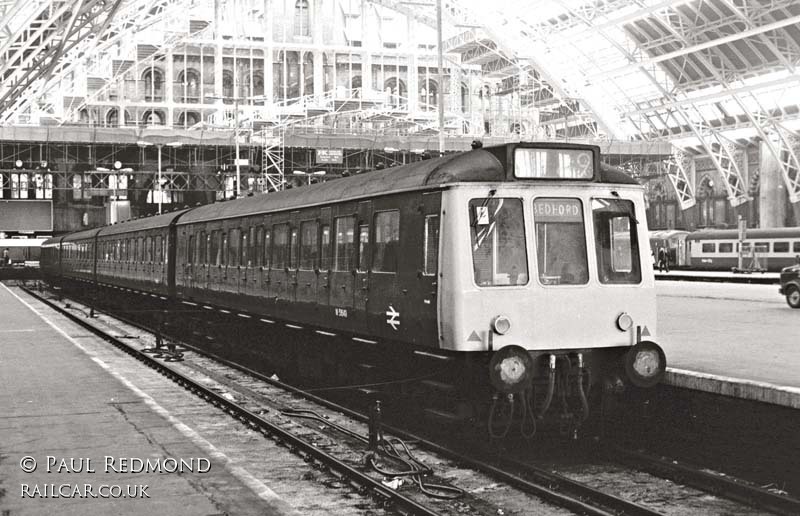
<box><xmin>41</xmin><ymin>142</ymin><xmax>666</xmax><ymax>437</ymax></box>
<box><xmin>0</xmin><ymin>237</ymin><xmax>47</xmax><ymax>266</ymax></box>
<box><xmin>650</xmin><ymin>227</ymin><xmax>800</xmax><ymax>272</ymax></box>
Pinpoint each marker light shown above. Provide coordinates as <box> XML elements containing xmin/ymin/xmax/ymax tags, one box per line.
<box><xmin>616</xmin><ymin>312</ymin><xmax>634</xmax><ymax>331</ymax></box>
<box><xmin>489</xmin><ymin>345</ymin><xmax>533</xmax><ymax>394</ymax></box>
<box><xmin>623</xmin><ymin>341</ymin><xmax>667</xmax><ymax>388</ymax></box>
<box><xmin>492</xmin><ymin>315</ymin><xmax>512</xmax><ymax>335</ymax></box>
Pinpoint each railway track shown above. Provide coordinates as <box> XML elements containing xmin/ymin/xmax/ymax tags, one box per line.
<box><xmin>21</xmin><ymin>281</ymin><xmax>800</xmax><ymax>516</ymax></box>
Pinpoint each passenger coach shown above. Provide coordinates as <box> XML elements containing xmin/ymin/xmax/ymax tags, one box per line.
<box><xmin>42</xmin><ymin>143</ymin><xmax>666</xmax><ymax>437</ymax></box>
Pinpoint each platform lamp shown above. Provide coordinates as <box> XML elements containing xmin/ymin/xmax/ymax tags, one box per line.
<box><xmin>137</xmin><ymin>141</ymin><xmax>183</xmax><ymax>214</ymax></box>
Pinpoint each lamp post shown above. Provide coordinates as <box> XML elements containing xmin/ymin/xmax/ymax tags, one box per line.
<box><xmin>206</xmin><ymin>95</ymin><xmax>247</xmax><ymax>198</ymax></box>
<box><xmin>138</xmin><ymin>140</ymin><xmax>182</xmax><ymax>214</ymax></box>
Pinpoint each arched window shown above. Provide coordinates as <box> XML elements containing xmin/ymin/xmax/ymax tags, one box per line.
<box><xmin>11</xmin><ymin>172</ymin><xmax>28</xmax><ymax>198</ymax></box>
<box><xmin>384</xmin><ymin>77</ymin><xmax>407</xmax><ymax>108</ymax></box>
<box><xmin>142</xmin><ymin>67</ymin><xmax>164</xmax><ymax>101</ymax></box>
<box><xmin>697</xmin><ymin>176</ymin><xmax>715</xmax><ymax>227</ymax></box>
<box><xmin>177</xmin><ymin>111</ymin><xmax>201</xmax><ymax>128</ymax></box>
<box><xmin>287</xmin><ymin>52</ymin><xmax>300</xmax><ymax>99</ymax></box>
<box><xmin>460</xmin><ymin>83</ymin><xmax>469</xmax><ymax>113</ymax></box>
<box><xmin>243</xmin><ymin>72</ymin><xmax>265</xmax><ymax>98</ymax></box>
<box><xmin>419</xmin><ymin>79</ymin><xmax>437</xmax><ymax>110</ymax></box>
<box><xmin>274</xmin><ymin>52</ymin><xmax>285</xmax><ymax>100</ymax></box>
<box><xmin>34</xmin><ymin>173</ymin><xmax>53</xmax><ymax>199</ymax></box>
<box><xmin>222</xmin><ymin>70</ymin><xmax>234</xmax><ymax>100</ymax></box>
<box><xmin>142</xmin><ymin>109</ymin><xmax>165</xmax><ymax>126</ymax></box>
<box><xmin>294</xmin><ymin>0</ymin><xmax>310</xmax><ymax>37</ymax></box>
<box><xmin>106</xmin><ymin>108</ymin><xmax>119</xmax><ymax>127</ymax></box>
<box><xmin>177</xmin><ymin>69</ymin><xmax>200</xmax><ymax>102</ymax></box>
<box><xmin>303</xmin><ymin>53</ymin><xmax>314</xmax><ymax>97</ymax></box>
<box><xmin>79</xmin><ymin>108</ymin><xmax>92</xmax><ymax>124</ymax></box>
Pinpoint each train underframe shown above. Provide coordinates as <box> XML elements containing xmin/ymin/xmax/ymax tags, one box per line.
<box><xmin>49</xmin><ymin>277</ymin><xmax>655</xmax><ymax>440</ymax></box>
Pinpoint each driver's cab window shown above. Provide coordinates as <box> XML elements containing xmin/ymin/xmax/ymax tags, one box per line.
<box><xmin>533</xmin><ymin>198</ymin><xmax>589</xmax><ymax>285</ymax></box>
<box><xmin>469</xmin><ymin>198</ymin><xmax>528</xmax><ymax>286</ymax></box>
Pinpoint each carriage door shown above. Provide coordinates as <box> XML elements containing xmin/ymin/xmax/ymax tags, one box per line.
<box><xmin>353</xmin><ymin>201</ymin><xmax>372</xmax><ymax>332</ymax></box>
<box><xmin>329</xmin><ymin>212</ymin><xmax>356</xmax><ymax>318</ymax></box>
<box><xmin>415</xmin><ymin>193</ymin><xmax>441</xmax><ymax>345</ymax></box>
<box><xmin>317</xmin><ymin>208</ymin><xmax>332</xmax><ymax>308</ymax></box>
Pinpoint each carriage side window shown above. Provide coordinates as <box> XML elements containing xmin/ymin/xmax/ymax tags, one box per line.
<box><xmin>321</xmin><ymin>225</ymin><xmax>331</xmax><ymax>270</ymax></box>
<box><xmin>719</xmin><ymin>243</ymin><xmax>733</xmax><ymax>253</ymax></box>
<box><xmin>702</xmin><ymin>243</ymin><xmax>715</xmax><ymax>253</ymax></box>
<box><xmin>197</xmin><ymin>231</ymin><xmax>205</xmax><ymax>264</ymax></box>
<box><xmin>290</xmin><ymin>228</ymin><xmax>299</xmax><ymax>269</ymax></box>
<box><xmin>470</xmin><ymin>198</ymin><xmax>528</xmax><ymax>286</ymax></box>
<box><xmin>358</xmin><ymin>224</ymin><xmax>369</xmax><ymax>271</ymax></box>
<box><xmin>155</xmin><ymin>236</ymin><xmax>163</xmax><ymax>264</ymax></box>
<box><xmin>794</xmin><ymin>242</ymin><xmax>800</xmax><ymax>253</ymax></box>
<box><xmin>755</xmin><ymin>242</ymin><xmax>770</xmax><ymax>253</ymax></box>
<box><xmin>136</xmin><ymin>238</ymin><xmax>142</xmax><ymax>262</ymax></box>
<box><xmin>210</xmin><ymin>230</ymin><xmax>220</xmax><ymax>265</ymax></box>
<box><xmin>592</xmin><ymin>198</ymin><xmax>641</xmax><ymax>284</ymax></box>
<box><xmin>228</xmin><ymin>228</ymin><xmax>240</xmax><ymax>266</ymax></box>
<box><xmin>372</xmin><ymin>210</ymin><xmax>400</xmax><ymax>273</ymax></box>
<box><xmin>263</xmin><ymin>229</ymin><xmax>272</xmax><ymax>268</ymax></box>
<box><xmin>423</xmin><ymin>215</ymin><xmax>440</xmax><ymax>275</ymax></box>
<box><xmin>145</xmin><ymin>237</ymin><xmax>153</xmax><ymax>262</ymax></box>
<box><xmin>247</xmin><ymin>227</ymin><xmax>255</xmax><ymax>266</ymax></box>
<box><xmin>272</xmin><ymin>224</ymin><xmax>289</xmax><ymax>268</ymax></box>
<box><xmin>773</xmin><ymin>242</ymin><xmax>789</xmax><ymax>253</ymax></box>
<box><xmin>255</xmin><ymin>226</ymin><xmax>264</xmax><ymax>266</ymax></box>
<box><xmin>221</xmin><ymin>232</ymin><xmax>229</xmax><ymax>266</ymax></box>
<box><xmin>533</xmin><ymin>198</ymin><xmax>587</xmax><ymax>285</ymax></box>
<box><xmin>300</xmin><ymin>221</ymin><xmax>318</xmax><ymax>270</ymax></box>
<box><xmin>188</xmin><ymin>235</ymin><xmax>195</xmax><ymax>264</ymax></box>
<box><xmin>334</xmin><ymin>216</ymin><xmax>356</xmax><ymax>271</ymax></box>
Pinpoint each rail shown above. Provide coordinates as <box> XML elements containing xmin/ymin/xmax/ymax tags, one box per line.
<box><xmin>20</xmin><ymin>284</ymin><xmax>444</xmax><ymax>516</ymax></box>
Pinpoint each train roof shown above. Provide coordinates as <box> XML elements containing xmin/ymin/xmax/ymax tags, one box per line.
<box><xmin>686</xmin><ymin>227</ymin><xmax>800</xmax><ymax>241</ymax></box>
<box><xmin>177</xmin><ymin>144</ymin><xmax>639</xmax><ymax>225</ymax></box>
<box><xmin>178</xmin><ymin>149</ymin><xmax>505</xmax><ymax>225</ymax></box>
<box><xmin>97</xmin><ymin>209</ymin><xmax>191</xmax><ymax>237</ymax></box>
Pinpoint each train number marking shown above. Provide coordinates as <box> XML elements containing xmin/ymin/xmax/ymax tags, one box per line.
<box><xmin>385</xmin><ymin>305</ymin><xmax>400</xmax><ymax>330</ymax></box>
<box><xmin>334</xmin><ymin>307</ymin><xmax>348</xmax><ymax>318</ymax></box>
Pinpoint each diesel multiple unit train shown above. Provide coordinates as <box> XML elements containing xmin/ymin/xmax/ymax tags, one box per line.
<box><xmin>42</xmin><ymin>142</ymin><xmax>666</xmax><ymax>437</ymax></box>
<box><xmin>650</xmin><ymin>227</ymin><xmax>800</xmax><ymax>272</ymax></box>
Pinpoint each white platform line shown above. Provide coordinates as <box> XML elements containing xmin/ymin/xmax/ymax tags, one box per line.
<box><xmin>2</xmin><ymin>284</ymin><xmax>300</xmax><ymax>515</ymax></box>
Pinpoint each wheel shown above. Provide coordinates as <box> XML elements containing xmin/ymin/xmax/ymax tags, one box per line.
<box><xmin>786</xmin><ymin>285</ymin><xmax>800</xmax><ymax>309</ymax></box>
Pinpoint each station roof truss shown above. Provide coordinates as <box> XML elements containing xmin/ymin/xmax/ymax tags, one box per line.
<box><xmin>1</xmin><ymin>0</ymin><xmax>799</xmax><ymax>204</ymax></box>
<box><xmin>372</xmin><ymin>0</ymin><xmax>800</xmax><ymax>205</ymax></box>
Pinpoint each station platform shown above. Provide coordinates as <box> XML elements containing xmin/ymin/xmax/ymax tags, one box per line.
<box><xmin>657</xmin><ymin>280</ymin><xmax>800</xmax><ymax>409</ymax></box>
<box><xmin>0</xmin><ymin>282</ymin><xmax>297</xmax><ymax>516</ymax></box>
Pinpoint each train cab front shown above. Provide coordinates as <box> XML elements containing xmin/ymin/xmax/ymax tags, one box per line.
<box><xmin>438</xmin><ymin>166</ymin><xmax>667</xmax><ymax>438</ymax></box>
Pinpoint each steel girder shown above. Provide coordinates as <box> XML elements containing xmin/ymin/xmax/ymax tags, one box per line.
<box><xmin>664</xmin><ymin>150</ymin><xmax>696</xmax><ymax>210</ymax></box>
<box><xmin>0</xmin><ymin>0</ymin><xmax>124</xmax><ymax>122</ymax></box>
<box><xmin>629</xmin><ymin>0</ymin><xmax>800</xmax><ymax>205</ymax></box>
<box><xmin>1</xmin><ymin>0</ymin><xmax>182</xmax><ymax>125</ymax></box>
<box><xmin>369</xmin><ymin>0</ymin><xmax>601</xmax><ymax>138</ymax></box>
<box><xmin>545</xmin><ymin>0</ymin><xmax>756</xmax><ymax>206</ymax></box>
<box><xmin>443</xmin><ymin>0</ymin><xmax>613</xmax><ymax>137</ymax></box>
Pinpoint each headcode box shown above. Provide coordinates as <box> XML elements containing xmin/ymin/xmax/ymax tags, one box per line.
<box><xmin>0</xmin><ymin>200</ymin><xmax>53</xmax><ymax>232</ymax></box>
<box><xmin>316</xmin><ymin>148</ymin><xmax>343</xmax><ymax>164</ymax></box>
